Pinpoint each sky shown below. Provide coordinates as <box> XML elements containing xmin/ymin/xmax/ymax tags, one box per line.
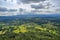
<box><xmin>0</xmin><ymin>0</ymin><xmax>60</xmax><ymax>16</ymax></box>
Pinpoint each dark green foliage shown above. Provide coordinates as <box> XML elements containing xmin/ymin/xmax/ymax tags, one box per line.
<box><xmin>0</xmin><ymin>17</ymin><xmax>60</xmax><ymax>40</ymax></box>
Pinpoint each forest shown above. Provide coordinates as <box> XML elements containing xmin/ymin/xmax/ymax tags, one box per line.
<box><xmin>0</xmin><ymin>16</ymin><xmax>60</xmax><ymax>40</ymax></box>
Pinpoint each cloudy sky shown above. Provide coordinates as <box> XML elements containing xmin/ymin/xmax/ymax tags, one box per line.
<box><xmin>0</xmin><ymin>0</ymin><xmax>60</xmax><ymax>16</ymax></box>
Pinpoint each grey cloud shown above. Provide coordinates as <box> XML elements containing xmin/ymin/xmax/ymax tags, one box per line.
<box><xmin>31</xmin><ymin>2</ymin><xmax>54</xmax><ymax>9</ymax></box>
<box><xmin>4</xmin><ymin>0</ymin><xmax>7</xmax><ymax>1</ymax></box>
<box><xmin>32</xmin><ymin>10</ymin><xmax>43</xmax><ymax>12</ymax></box>
<box><xmin>18</xmin><ymin>0</ymin><xmax>46</xmax><ymax>4</ymax></box>
<box><xmin>19</xmin><ymin>8</ymin><xmax>24</xmax><ymax>11</ymax></box>
<box><xmin>45</xmin><ymin>2</ymin><xmax>55</xmax><ymax>9</ymax></box>
<box><xmin>31</xmin><ymin>9</ymin><xmax>53</xmax><ymax>13</ymax></box>
<box><xmin>19</xmin><ymin>8</ymin><xmax>26</xmax><ymax>12</ymax></box>
<box><xmin>56</xmin><ymin>8</ymin><xmax>60</xmax><ymax>11</ymax></box>
<box><xmin>55</xmin><ymin>8</ymin><xmax>60</xmax><ymax>13</ymax></box>
<box><xmin>1</xmin><ymin>0</ymin><xmax>12</xmax><ymax>2</ymax></box>
<box><xmin>8</xmin><ymin>9</ymin><xmax>17</xmax><ymax>12</ymax></box>
<box><xmin>0</xmin><ymin>0</ymin><xmax>7</xmax><ymax>3</ymax></box>
<box><xmin>0</xmin><ymin>7</ymin><xmax>7</xmax><ymax>12</ymax></box>
<box><xmin>0</xmin><ymin>7</ymin><xmax>17</xmax><ymax>12</ymax></box>
<box><xmin>31</xmin><ymin>4</ymin><xmax>45</xmax><ymax>9</ymax></box>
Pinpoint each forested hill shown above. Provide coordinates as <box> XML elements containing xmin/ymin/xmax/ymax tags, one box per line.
<box><xmin>0</xmin><ymin>14</ymin><xmax>60</xmax><ymax>40</ymax></box>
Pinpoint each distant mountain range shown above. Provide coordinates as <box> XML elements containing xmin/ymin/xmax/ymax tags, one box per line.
<box><xmin>0</xmin><ymin>13</ymin><xmax>60</xmax><ymax>22</ymax></box>
<box><xmin>0</xmin><ymin>14</ymin><xmax>60</xmax><ymax>18</ymax></box>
